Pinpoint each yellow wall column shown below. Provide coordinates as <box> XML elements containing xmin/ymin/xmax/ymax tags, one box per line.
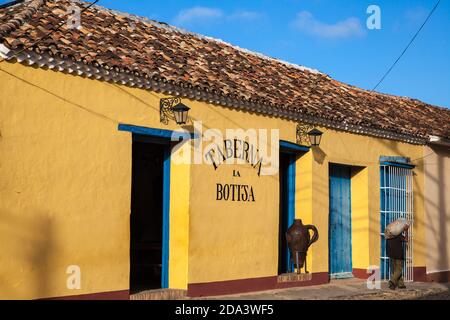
<box><xmin>309</xmin><ymin>147</ymin><xmax>330</xmax><ymax>274</ymax></box>
<box><xmin>296</xmin><ymin>151</ymin><xmax>315</xmax><ymax>272</ymax></box>
<box><xmin>168</xmin><ymin>155</ymin><xmax>190</xmax><ymax>289</ymax></box>
<box><xmin>351</xmin><ymin>167</ymin><xmax>370</xmax><ymax>271</ymax></box>
<box><xmin>413</xmin><ymin>160</ymin><xmax>426</xmax><ymax>269</ymax></box>
<box><xmin>423</xmin><ymin>145</ymin><xmax>450</xmax><ymax>275</ymax></box>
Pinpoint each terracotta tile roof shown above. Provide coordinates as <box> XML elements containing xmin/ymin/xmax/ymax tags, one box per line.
<box><xmin>1</xmin><ymin>0</ymin><xmax>449</xmax><ymax>141</ymax></box>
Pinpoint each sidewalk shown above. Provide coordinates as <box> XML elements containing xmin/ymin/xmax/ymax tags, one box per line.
<box><xmin>189</xmin><ymin>278</ymin><xmax>450</xmax><ymax>300</ymax></box>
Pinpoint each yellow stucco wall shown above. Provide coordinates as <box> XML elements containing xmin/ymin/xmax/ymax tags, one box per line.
<box><xmin>185</xmin><ymin>101</ymin><xmax>291</xmax><ymax>283</ymax></box>
<box><xmin>0</xmin><ymin>60</ymin><xmax>427</xmax><ymax>298</ymax></box>
<box><xmin>0</xmin><ymin>61</ymin><xmax>188</xmax><ymax>298</ymax></box>
<box><xmin>168</xmin><ymin>160</ymin><xmax>190</xmax><ymax>289</ymax></box>
<box><xmin>351</xmin><ymin>167</ymin><xmax>370</xmax><ymax>270</ymax></box>
<box><xmin>183</xmin><ymin>98</ymin><xmax>427</xmax><ymax>282</ymax></box>
<box><xmin>293</xmin><ymin>128</ymin><xmax>426</xmax><ymax>274</ymax></box>
<box><xmin>423</xmin><ymin>145</ymin><xmax>450</xmax><ymax>274</ymax></box>
<box><xmin>296</xmin><ymin>152</ymin><xmax>314</xmax><ymax>271</ymax></box>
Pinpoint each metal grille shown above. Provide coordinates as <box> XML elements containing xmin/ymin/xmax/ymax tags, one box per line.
<box><xmin>380</xmin><ymin>165</ymin><xmax>414</xmax><ymax>282</ymax></box>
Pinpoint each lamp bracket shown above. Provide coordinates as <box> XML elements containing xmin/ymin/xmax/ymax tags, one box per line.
<box><xmin>160</xmin><ymin>97</ymin><xmax>181</xmax><ymax>125</ymax></box>
<box><xmin>296</xmin><ymin>123</ymin><xmax>314</xmax><ymax>145</ymax></box>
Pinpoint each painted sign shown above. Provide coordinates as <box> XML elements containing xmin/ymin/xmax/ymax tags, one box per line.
<box><xmin>205</xmin><ymin>139</ymin><xmax>263</xmax><ymax>176</ymax></box>
<box><xmin>205</xmin><ymin>139</ymin><xmax>261</xmax><ymax>202</ymax></box>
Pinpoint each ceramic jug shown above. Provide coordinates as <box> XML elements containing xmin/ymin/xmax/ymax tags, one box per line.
<box><xmin>286</xmin><ymin>219</ymin><xmax>319</xmax><ymax>273</ymax></box>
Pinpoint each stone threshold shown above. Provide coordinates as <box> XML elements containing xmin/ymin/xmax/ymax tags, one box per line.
<box><xmin>277</xmin><ymin>272</ymin><xmax>313</xmax><ymax>283</ymax></box>
<box><xmin>130</xmin><ymin>288</ymin><xmax>187</xmax><ymax>300</ymax></box>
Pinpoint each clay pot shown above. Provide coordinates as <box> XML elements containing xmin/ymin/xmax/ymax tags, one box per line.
<box><xmin>286</xmin><ymin>219</ymin><xmax>319</xmax><ymax>270</ymax></box>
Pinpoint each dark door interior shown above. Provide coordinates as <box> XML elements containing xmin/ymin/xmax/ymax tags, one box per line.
<box><xmin>278</xmin><ymin>152</ymin><xmax>292</xmax><ymax>274</ymax></box>
<box><xmin>130</xmin><ymin>139</ymin><xmax>165</xmax><ymax>293</ymax></box>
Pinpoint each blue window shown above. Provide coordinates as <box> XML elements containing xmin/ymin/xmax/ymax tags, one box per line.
<box><xmin>380</xmin><ymin>162</ymin><xmax>414</xmax><ymax>282</ymax></box>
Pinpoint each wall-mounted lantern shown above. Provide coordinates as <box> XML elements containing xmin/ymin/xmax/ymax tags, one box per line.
<box><xmin>160</xmin><ymin>97</ymin><xmax>190</xmax><ymax>125</ymax></box>
<box><xmin>296</xmin><ymin>124</ymin><xmax>323</xmax><ymax>147</ymax></box>
<box><xmin>307</xmin><ymin>128</ymin><xmax>323</xmax><ymax>147</ymax></box>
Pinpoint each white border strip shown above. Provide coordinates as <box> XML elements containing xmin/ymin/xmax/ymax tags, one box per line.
<box><xmin>426</xmin><ymin>269</ymin><xmax>450</xmax><ymax>275</ymax></box>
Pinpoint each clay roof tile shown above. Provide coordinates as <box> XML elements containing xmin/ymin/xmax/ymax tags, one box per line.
<box><xmin>1</xmin><ymin>0</ymin><xmax>449</xmax><ymax>140</ymax></box>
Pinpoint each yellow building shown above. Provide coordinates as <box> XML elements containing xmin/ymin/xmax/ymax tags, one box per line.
<box><xmin>1</xmin><ymin>0</ymin><xmax>449</xmax><ymax>299</ymax></box>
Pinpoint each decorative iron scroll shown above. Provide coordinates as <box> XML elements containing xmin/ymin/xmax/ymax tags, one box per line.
<box><xmin>160</xmin><ymin>97</ymin><xmax>181</xmax><ymax>125</ymax></box>
<box><xmin>296</xmin><ymin>123</ymin><xmax>314</xmax><ymax>145</ymax></box>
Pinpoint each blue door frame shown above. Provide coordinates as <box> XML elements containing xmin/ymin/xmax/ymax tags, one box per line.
<box><xmin>279</xmin><ymin>140</ymin><xmax>309</xmax><ymax>274</ymax></box>
<box><xmin>280</xmin><ymin>152</ymin><xmax>296</xmax><ymax>273</ymax></box>
<box><xmin>380</xmin><ymin>161</ymin><xmax>415</xmax><ymax>281</ymax></box>
<box><xmin>119</xmin><ymin>124</ymin><xmax>176</xmax><ymax>288</ymax></box>
<box><xmin>329</xmin><ymin>164</ymin><xmax>352</xmax><ymax>278</ymax></box>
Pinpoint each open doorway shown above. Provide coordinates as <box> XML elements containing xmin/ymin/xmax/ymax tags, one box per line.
<box><xmin>278</xmin><ymin>152</ymin><xmax>296</xmax><ymax>274</ymax></box>
<box><xmin>130</xmin><ymin>138</ymin><xmax>166</xmax><ymax>293</ymax></box>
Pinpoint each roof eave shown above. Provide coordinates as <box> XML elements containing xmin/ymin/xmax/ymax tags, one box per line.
<box><xmin>0</xmin><ymin>43</ymin><xmax>11</xmax><ymax>58</ymax></box>
<box><xmin>0</xmin><ymin>48</ymin><xmax>429</xmax><ymax>145</ymax></box>
<box><xmin>429</xmin><ymin>135</ymin><xmax>450</xmax><ymax>147</ymax></box>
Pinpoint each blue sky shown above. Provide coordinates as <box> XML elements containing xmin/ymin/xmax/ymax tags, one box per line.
<box><xmin>3</xmin><ymin>0</ymin><xmax>448</xmax><ymax>108</ymax></box>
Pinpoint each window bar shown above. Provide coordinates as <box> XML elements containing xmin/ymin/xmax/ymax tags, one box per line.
<box><xmin>380</xmin><ymin>164</ymin><xmax>414</xmax><ymax>282</ymax></box>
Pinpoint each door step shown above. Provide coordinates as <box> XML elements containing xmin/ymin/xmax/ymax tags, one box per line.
<box><xmin>277</xmin><ymin>273</ymin><xmax>313</xmax><ymax>283</ymax></box>
<box><xmin>330</xmin><ymin>272</ymin><xmax>354</xmax><ymax>280</ymax></box>
<box><xmin>130</xmin><ymin>289</ymin><xmax>187</xmax><ymax>300</ymax></box>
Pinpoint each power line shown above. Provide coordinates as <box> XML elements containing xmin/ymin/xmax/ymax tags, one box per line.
<box><xmin>0</xmin><ymin>66</ymin><xmax>118</xmax><ymax>124</ymax></box>
<box><xmin>0</xmin><ymin>0</ymin><xmax>99</xmax><ymax>64</ymax></box>
<box><xmin>371</xmin><ymin>0</ymin><xmax>441</xmax><ymax>92</ymax></box>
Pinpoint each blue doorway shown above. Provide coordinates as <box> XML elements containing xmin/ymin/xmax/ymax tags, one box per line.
<box><xmin>119</xmin><ymin>124</ymin><xmax>174</xmax><ymax>292</ymax></box>
<box><xmin>278</xmin><ymin>152</ymin><xmax>296</xmax><ymax>274</ymax></box>
<box><xmin>329</xmin><ymin>164</ymin><xmax>352</xmax><ymax>278</ymax></box>
<box><xmin>129</xmin><ymin>135</ymin><xmax>171</xmax><ymax>292</ymax></box>
<box><xmin>278</xmin><ymin>141</ymin><xmax>310</xmax><ymax>275</ymax></box>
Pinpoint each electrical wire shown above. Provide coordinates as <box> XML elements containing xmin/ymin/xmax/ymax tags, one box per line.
<box><xmin>0</xmin><ymin>0</ymin><xmax>99</xmax><ymax>64</ymax></box>
<box><xmin>371</xmin><ymin>0</ymin><xmax>441</xmax><ymax>92</ymax></box>
<box><xmin>0</xmin><ymin>65</ymin><xmax>118</xmax><ymax>124</ymax></box>
<box><xmin>1</xmin><ymin>0</ymin><xmax>445</xmax><ymax>155</ymax></box>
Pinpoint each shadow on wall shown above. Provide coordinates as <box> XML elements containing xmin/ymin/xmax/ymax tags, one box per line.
<box><xmin>436</xmin><ymin>148</ymin><xmax>448</xmax><ymax>278</ymax></box>
<box><xmin>312</xmin><ymin>147</ymin><xmax>327</xmax><ymax>164</ymax></box>
<box><xmin>428</xmin><ymin>145</ymin><xmax>449</xmax><ymax>278</ymax></box>
<box><xmin>0</xmin><ymin>209</ymin><xmax>55</xmax><ymax>299</ymax></box>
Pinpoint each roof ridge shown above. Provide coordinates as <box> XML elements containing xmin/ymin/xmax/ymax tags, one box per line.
<box><xmin>75</xmin><ymin>0</ymin><xmax>324</xmax><ymax>76</ymax></box>
<box><xmin>81</xmin><ymin>1</ymin><xmax>448</xmax><ymax>110</ymax></box>
<box><xmin>0</xmin><ymin>0</ymin><xmax>45</xmax><ymax>39</ymax></box>
<box><xmin>334</xmin><ymin>78</ymin><xmax>450</xmax><ymax>111</ymax></box>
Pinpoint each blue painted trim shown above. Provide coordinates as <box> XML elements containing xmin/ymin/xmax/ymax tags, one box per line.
<box><xmin>287</xmin><ymin>156</ymin><xmax>296</xmax><ymax>230</ymax></box>
<box><xmin>379</xmin><ymin>165</ymin><xmax>410</xmax><ymax>279</ymax></box>
<box><xmin>119</xmin><ymin>124</ymin><xmax>174</xmax><ymax>139</ymax></box>
<box><xmin>328</xmin><ymin>165</ymin><xmax>352</xmax><ymax>275</ymax></box>
<box><xmin>280</xmin><ymin>140</ymin><xmax>310</xmax><ymax>153</ymax></box>
<box><xmin>118</xmin><ymin>124</ymin><xmax>198</xmax><ymax>140</ymax></box>
<box><xmin>380</xmin><ymin>161</ymin><xmax>415</xmax><ymax>169</ymax></box>
<box><xmin>161</xmin><ymin>147</ymin><xmax>171</xmax><ymax>288</ymax></box>
<box><xmin>121</xmin><ymin>124</ymin><xmax>174</xmax><ymax>288</ymax></box>
<box><xmin>286</xmin><ymin>154</ymin><xmax>296</xmax><ymax>272</ymax></box>
<box><xmin>379</xmin><ymin>156</ymin><xmax>410</xmax><ymax>164</ymax></box>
